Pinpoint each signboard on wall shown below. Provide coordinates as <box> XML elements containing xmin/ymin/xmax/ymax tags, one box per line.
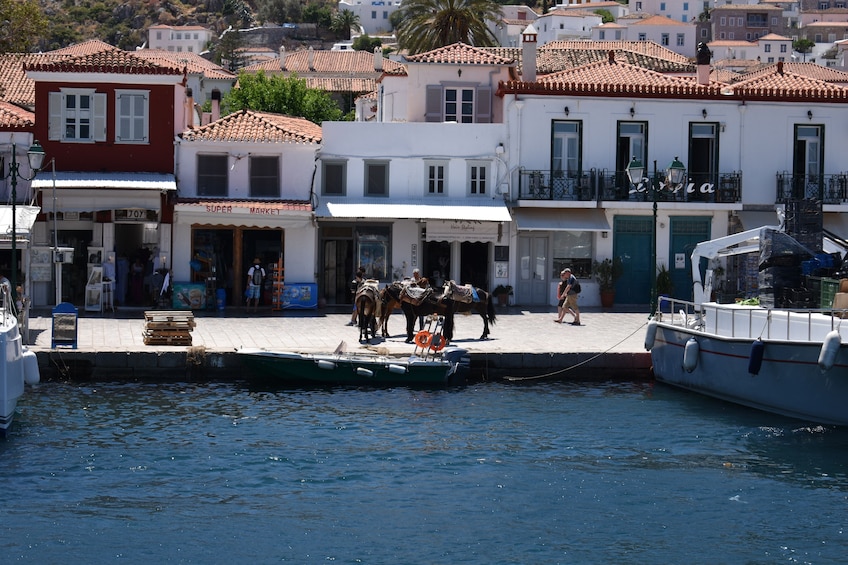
<box><xmin>115</xmin><ymin>209</ymin><xmax>159</xmax><ymax>222</ymax></box>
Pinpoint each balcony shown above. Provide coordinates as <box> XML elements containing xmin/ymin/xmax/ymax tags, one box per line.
<box><xmin>775</xmin><ymin>172</ymin><xmax>848</xmax><ymax>204</ymax></box>
<box><xmin>518</xmin><ymin>168</ymin><xmax>743</xmax><ymax>204</ymax></box>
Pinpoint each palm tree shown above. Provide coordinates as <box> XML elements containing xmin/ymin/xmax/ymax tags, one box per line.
<box><xmin>395</xmin><ymin>0</ymin><xmax>503</xmax><ymax>55</ymax></box>
<box><xmin>331</xmin><ymin>9</ymin><xmax>361</xmax><ymax>41</ymax></box>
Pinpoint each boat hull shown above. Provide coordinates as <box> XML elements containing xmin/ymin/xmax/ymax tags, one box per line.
<box><xmin>651</xmin><ymin>322</ymin><xmax>848</xmax><ymax>426</ymax></box>
<box><xmin>238</xmin><ymin>347</ymin><xmax>469</xmax><ymax>386</ymax></box>
<box><xmin>0</xmin><ymin>315</ymin><xmax>25</xmax><ymax>435</ymax></box>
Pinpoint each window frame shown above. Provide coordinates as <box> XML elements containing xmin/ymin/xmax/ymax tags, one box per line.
<box><xmin>467</xmin><ymin>160</ymin><xmax>489</xmax><ymax>196</ymax></box>
<box><xmin>249</xmin><ymin>155</ymin><xmax>281</xmax><ymax>198</ymax></box>
<box><xmin>197</xmin><ymin>153</ymin><xmax>229</xmax><ymax>197</ymax></box>
<box><xmin>115</xmin><ymin>89</ymin><xmax>150</xmax><ymax>144</ymax></box>
<box><xmin>365</xmin><ymin>160</ymin><xmax>390</xmax><ymax>197</ymax></box>
<box><xmin>322</xmin><ymin>160</ymin><xmax>347</xmax><ymax>196</ymax></box>
<box><xmin>425</xmin><ymin>160</ymin><xmax>448</xmax><ymax>196</ymax></box>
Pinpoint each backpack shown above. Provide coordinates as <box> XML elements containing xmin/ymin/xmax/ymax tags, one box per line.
<box><xmin>571</xmin><ymin>276</ymin><xmax>581</xmax><ymax>294</ymax></box>
<box><xmin>251</xmin><ymin>266</ymin><xmax>264</xmax><ymax>286</ymax></box>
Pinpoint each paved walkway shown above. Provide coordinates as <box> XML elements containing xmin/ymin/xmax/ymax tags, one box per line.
<box><xmin>24</xmin><ymin>304</ymin><xmax>653</xmax><ymax>357</ymax></box>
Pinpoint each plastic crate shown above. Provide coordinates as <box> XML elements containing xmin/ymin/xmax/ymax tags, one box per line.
<box><xmin>821</xmin><ymin>277</ymin><xmax>839</xmax><ymax>309</ymax></box>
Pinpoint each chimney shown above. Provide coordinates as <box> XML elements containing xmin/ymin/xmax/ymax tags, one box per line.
<box><xmin>777</xmin><ymin>61</ymin><xmax>784</xmax><ymax>75</ymax></box>
<box><xmin>521</xmin><ymin>24</ymin><xmax>538</xmax><ymax>83</ymax></box>
<box><xmin>608</xmin><ymin>50</ymin><xmax>614</xmax><ymax>64</ymax></box>
<box><xmin>211</xmin><ymin>89</ymin><xmax>221</xmax><ymax>122</ymax></box>
<box><xmin>308</xmin><ymin>46</ymin><xmax>315</xmax><ymax>71</ymax></box>
<box><xmin>374</xmin><ymin>47</ymin><xmax>383</xmax><ymax>72</ymax></box>
<box><xmin>696</xmin><ymin>42</ymin><xmax>711</xmax><ymax>86</ymax></box>
<box><xmin>185</xmin><ymin>87</ymin><xmax>194</xmax><ymax>129</ymax></box>
<box><xmin>279</xmin><ymin>45</ymin><xmax>286</xmax><ymax>70</ymax></box>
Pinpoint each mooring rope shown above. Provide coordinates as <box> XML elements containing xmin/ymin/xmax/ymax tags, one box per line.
<box><xmin>504</xmin><ymin>319</ymin><xmax>650</xmax><ymax>382</ymax></box>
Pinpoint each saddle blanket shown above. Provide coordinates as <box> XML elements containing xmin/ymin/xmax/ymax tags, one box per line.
<box><xmin>447</xmin><ymin>281</ymin><xmax>479</xmax><ymax>303</ymax></box>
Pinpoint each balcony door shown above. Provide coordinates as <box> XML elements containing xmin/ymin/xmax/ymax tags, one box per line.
<box><xmin>687</xmin><ymin>123</ymin><xmax>718</xmax><ymax>201</ymax></box>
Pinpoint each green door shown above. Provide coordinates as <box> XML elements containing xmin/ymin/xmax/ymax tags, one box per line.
<box><xmin>613</xmin><ymin>216</ymin><xmax>653</xmax><ymax>304</ymax></box>
<box><xmin>669</xmin><ymin>217</ymin><xmax>712</xmax><ymax>301</ymax></box>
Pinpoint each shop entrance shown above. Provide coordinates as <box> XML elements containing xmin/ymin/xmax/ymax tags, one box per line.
<box><xmin>460</xmin><ymin>241</ymin><xmax>489</xmax><ymax>289</ymax></box>
<box><xmin>56</xmin><ymin>229</ymin><xmax>93</xmax><ymax>305</ymax></box>
<box><xmin>423</xmin><ymin>241</ymin><xmax>451</xmax><ymax>288</ymax></box>
<box><xmin>243</xmin><ymin>229</ymin><xmax>284</xmax><ymax>306</ymax></box>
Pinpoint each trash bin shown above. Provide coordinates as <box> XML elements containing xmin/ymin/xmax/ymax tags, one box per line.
<box><xmin>51</xmin><ymin>302</ymin><xmax>78</xmax><ymax>349</ymax></box>
<box><xmin>216</xmin><ymin>288</ymin><xmax>226</xmax><ymax>311</ymax></box>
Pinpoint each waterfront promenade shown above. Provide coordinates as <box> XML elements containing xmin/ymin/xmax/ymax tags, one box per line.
<box><xmin>24</xmin><ymin>304</ymin><xmax>654</xmax><ymax>379</ymax></box>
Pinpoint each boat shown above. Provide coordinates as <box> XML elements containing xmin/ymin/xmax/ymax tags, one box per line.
<box><xmin>646</xmin><ymin>209</ymin><xmax>848</xmax><ymax>426</ymax></box>
<box><xmin>238</xmin><ymin>318</ymin><xmax>470</xmax><ymax>386</ymax></box>
<box><xmin>0</xmin><ymin>285</ymin><xmax>40</xmax><ymax>436</ymax></box>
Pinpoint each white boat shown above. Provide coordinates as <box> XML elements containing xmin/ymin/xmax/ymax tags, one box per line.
<box><xmin>646</xmin><ymin>211</ymin><xmax>848</xmax><ymax>426</ymax></box>
<box><xmin>0</xmin><ymin>285</ymin><xmax>40</xmax><ymax>435</ymax></box>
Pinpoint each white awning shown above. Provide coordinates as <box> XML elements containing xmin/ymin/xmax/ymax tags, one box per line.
<box><xmin>174</xmin><ymin>200</ymin><xmax>313</xmax><ymax>229</ymax></box>
<box><xmin>0</xmin><ymin>205</ymin><xmax>40</xmax><ymax>245</ymax></box>
<box><xmin>425</xmin><ymin>220</ymin><xmax>503</xmax><ymax>243</ymax></box>
<box><xmin>32</xmin><ymin>172</ymin><xmax>176</xmax><ymax>212</ymax></box>
<box><xmin>512</xmin><ymin>208</ymin><xmax>610</xmax><ymax>231</ymax></box>
<box><xmin>315</xmin><ymin>198</ymin><xmax>512</xmax><ymax>222</ymax></box>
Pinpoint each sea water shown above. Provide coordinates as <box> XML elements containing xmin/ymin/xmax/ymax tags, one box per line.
<box><xmin>2</xmin><ymin>379</ymin><xmax>848</xmax><ymax>564</ymax></box>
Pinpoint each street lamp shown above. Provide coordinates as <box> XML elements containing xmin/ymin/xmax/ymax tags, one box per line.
<box><xmin>1</xmin><ymin>141</ymin><xmax>45</xmax><ymax>313</ymax></box>
<box><xmin>627</xmin><ymin>155</ymin><xmax>687</xmax><ymax>316</ymax></box>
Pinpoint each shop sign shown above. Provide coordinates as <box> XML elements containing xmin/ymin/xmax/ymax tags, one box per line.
<box><xmin>115</xmin><ymin>208</ymin><xmax>159</xmax><ymax>222</ymax></box>
<box><xmin>204</xmin><ymin>203</ymin><xmax>285</xmax><ymax>216</ymax></box>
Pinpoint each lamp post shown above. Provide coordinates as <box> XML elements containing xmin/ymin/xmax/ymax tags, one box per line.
<box><xmin>627</xmin><ymin>155</ymin><xmax>686</xmax><ymax>316</ymax></box>
<box><xmin>1</xmin><ymin>141</ymin><xmax>46</xmax><ymax>313</ymax></box>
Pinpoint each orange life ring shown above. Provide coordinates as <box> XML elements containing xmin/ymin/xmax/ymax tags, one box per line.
<box><xmin>414</xmin><ymin>330</ymin><xmax>432</xmax><ymax>348</ymax></box>
<box><xmin>430</xmin><ymin>334</ymin><xmax>446</xmax><ymax>352</ymax></box>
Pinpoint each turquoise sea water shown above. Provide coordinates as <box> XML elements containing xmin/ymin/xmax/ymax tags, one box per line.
<box><xmin>2</xmin><ymin>379</ymin><xmax>848</xmax><ymax>564</ymax></box>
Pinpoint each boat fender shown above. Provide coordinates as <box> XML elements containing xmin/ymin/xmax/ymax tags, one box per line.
<box><xmin>645</xmin><ymin>321</ymin><xmax>658</xmax><ymax>351</ymax></box>
<box><xmin>388</xmin><ymin>364</ymin><xmax>408</xmax><ymax>375</ymax></box>
<box><xmin>316</xmin><ymin>360</ymin><xmax>336</xmax><ymax>371</ymax></box>
<box><xmin>22</xmin><ymin>349</ymin><xmax>40</xmax><ymax>385</ymax></box>
<box><xmin>356</xmin><ymin>367</ymin><xmax>374</xmax><ymax>378</ymax></box>
<box><xmin>748</xmin><ymin>339</ymin><xmax>765</xmax><ymax>375</ymax></box>
<box><xmin>818</xmin><ymin>331</ymin><xmax>842</xmax><ymax>372</ymax></box>
<box><xmin>683</xmin><ymin>338</ymin><xmax>699</xmax><ymax>373</ymax></box>
<box><xmin>414</xmin><ymin>330</ymin><xmax>432</xmax><ymax>349</ymax></box>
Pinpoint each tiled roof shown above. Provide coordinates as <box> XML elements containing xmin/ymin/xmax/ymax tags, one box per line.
<box><xmin>536</xmin><ymin>57</ymin><xmax>703</xmax><ymax>89</ymax></box>
<box><xmin>133</xmin><ymin>50</ymin><xmax>236</xmax><ymax>80</ymax></box>
<box><xmin>279</xmin><ymin>49</ymin><xmax>405</xmax><ymax>74</ymax></box>
<box><xmin>484</xmin><ymin>42</ymin><xmax>693</xmax><ymax>76</ymax></box>
<box><xmin>629</xmin><ymin>14</ymin><xmax>690</xmax><ymax>26</ymax></box>
<box><xmin>25</xmin><ymin>45</ymin><xmax>183</xmax><ymax>76</ymax></box>
<box><xmin>180</xmin><ymin>110</ymin><xmax>322</xmax><ymax>144</ymax></box>
<box><xmin>0</xmin><ymin>53</ymin><xmax>54</xmax><ymax>108</ymax></box>
<box><xmin>732</xmin><ymin>62</ymin><xmax>848</xmax><ymax>88</ymax></box>
<box><xmin>48</xmin><ymin>39</ymin><xmax>115</xmax><ymax>57</ymax></box>
<box><xmin>758</xmin><ymin>33</ymin><xmax>791</xmax><ymax>41</ymax></box>
<box><xmin>0</xmin><ymin>100</ymin><xmax>34</xmax><ymax>129</ymax></box>
<box><xmin>405</xmin><ymin>43</ymin><xmax>515</xmax><ymax>65</ymax></box>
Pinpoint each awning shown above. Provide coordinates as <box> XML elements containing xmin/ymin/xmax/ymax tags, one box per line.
<box><xmin>425</xmin><ymin>220</ymin><xmax>502</xmax><ymax>243</ymax></box>
<box><xmin>175</xmin><ymin>199</ymin><xmax>313</xmax><ymax>229</ymax></box>
<box><xmin>0</xmin><ymin>205</ymin><xmax>40</xmax><ymax>245</ymax></box>
<box><xmin>824</xmin><ymin>212</ymin><xmax>848</xmax><ymax>241</ymax></box>
<box><xmin>737</xmin><ymin>210</ymin><xmax>782</xmax><ymax>231</ymax></box>
<box><xmin>512</xmin><ymin>208</ymin><xmax>610</xmax><ymax>231</ymax></box>
<box><xmin>315</xmin><ymin>198</ymin><xmax>512</xmax><ymax>222</ymax></box>
<box><xmin>32</xmin><ymin>172</ymin><xmax>176</xmax><ymax>212</ymax></box>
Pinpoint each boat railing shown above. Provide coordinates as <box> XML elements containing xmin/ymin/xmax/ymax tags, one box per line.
<box><xmin>655</xmin><ymin>297</ymin><xmax>848</xmax><ymax>341</ymax></box>
<box><xmin>0</xmin><ymin>284</ymin><xmax>15</xmax><ymax>328</ymax></box>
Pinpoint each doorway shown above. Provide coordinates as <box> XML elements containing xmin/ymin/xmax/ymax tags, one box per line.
<box><xmin>517</xmin><ymin>235</ymin><xmax>548</xmax><ymax>305</ymax></box>
<box><xmin>423</xmin><ymin>241</ymin><xmax>451</xmax><ymax>288</ymax></box>
<box><xmin>460</xmin><ymin>242</ymin><xmax>489</xmax><ymax>289</ymax></box>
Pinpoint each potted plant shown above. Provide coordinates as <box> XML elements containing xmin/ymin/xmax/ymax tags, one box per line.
<box><xmin>493</xmin><ymin>284</ymin><xmax>513</xmax><ymax>306</ymax></box>
<box><xmin>656</xmin><ymin>263</ymin><xmax>673</xmax><ymax>311</ymax></box>
<box><xmin>593</xmin><ymin>257</ymin><xmax>623</xmax><ymax>308</ymax></box>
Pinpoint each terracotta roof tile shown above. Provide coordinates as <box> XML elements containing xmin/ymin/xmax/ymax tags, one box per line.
<box><xmin>537</xmin><ymin>57</ymin><xmax>700</xmax><ymax>89</ymax></box>
<box><xmin>737</xmin><ymin>62</ymin><xmax>848</xmax><ymax>84</ymax></box>
<box><xmin>180</xmin><ymin>110</ymin><xmax>322</xmax><ymax>143</ymax></box>
<box><xmin>0</xmin><ymin>100</ymin><xmax>34</xmax><ymax>129</ymax></box>
<box><xmin>133</xmin><ymin>49</ymin><xmax>236</xmax><ymax>80</ymax></box>
<box><xmin>0</xmin><ymin>53</ymin><xmax>56</xmax><ymax>108</ymax></box>
<box><xmin>280</xmin><ymin>49</ymin><xmax>405</xmax><ymax>74</ymax></box>
<box><xmin>25</xmin><ymin>45</ymin><xmax>183</xmax><ymax>76</ymax></box>
<box><xmin>405</xmin><ymin>43</ymin><xmax>515</xmax><ymax>65</ymax></box>
<box><xmin>629</xmin><ymin>14</ymin><xmax>690</xmax><ymax>26</ymax></box>
<box><xmin>48</xmin><ymin>39</ymin><xmax>116</xmax><ymax>57</ymax></box>
<box><xmin>729</xmin><ymin>63</ymin><xmax>848</xmax><ymax>96</ymax></box>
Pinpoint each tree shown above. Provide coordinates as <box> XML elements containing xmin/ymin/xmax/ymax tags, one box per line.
<box><xmin>330</xmin><ymin>9</ymin><xmax>360</xmax><ymax>40</ymax></box>
<box><xmin>353</xmin><ymin>34</ymin><xmax>383</xmax><ymax>53</ymax></box>
<box><xmin>793</xmin><ymin>38</ymin><xmax>815</xmax><ymax>62</ymax></box>
<box><xmin>394</xmin><ymin>0</ymin><xmax>503</xmax><ymax>55</ymax></box>
<box><xmin>0</xmin><ymin>0</ymin><xmax>47</xmax><ymax>54</ymax></box>
<box><xmin>223</xmin><ymin>71</ymin><xmax>344</xmax><ymax>124</ymax></box>
<box><xmin>594</xmin><ymin>9</ymin><xmax>614</xmax><ymax>24</ymax></box>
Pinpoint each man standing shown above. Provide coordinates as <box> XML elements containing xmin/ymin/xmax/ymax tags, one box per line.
<box><xmin>246</xmin><ymin>258</ymin><xmax>265</xmax><ymax>311</ymax></box>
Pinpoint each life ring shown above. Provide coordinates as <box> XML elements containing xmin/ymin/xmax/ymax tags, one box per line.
<box><xmin>430</xmin><ymin>334</ymin><xmax>446</xmax><ymax>352</ymax></box>
<box><xmin>414</xmin><ymin>330</ymin><xmax>432</xmax><ymax>349</ymax></box>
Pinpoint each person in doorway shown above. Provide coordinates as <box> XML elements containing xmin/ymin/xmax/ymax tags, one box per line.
<box><xmin>555</xmin><ymin>268</ymin><xmax>582</xmax><ymax>325</ymax></box>
<box><xmin>348</xmin><ymin>268</ymin><xmax>365</xmax><ymax>325</ymax></box>
<box><xmin>246</xmin><ymin>258</ymin><xmax>265</xmax><ymax>311</ymax></box>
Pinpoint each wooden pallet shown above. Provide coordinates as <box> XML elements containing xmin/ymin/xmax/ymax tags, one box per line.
<box><xmin>143</xmin><ymin>310</ymin><xmax>194</xmax><ymax>345</ymax></box>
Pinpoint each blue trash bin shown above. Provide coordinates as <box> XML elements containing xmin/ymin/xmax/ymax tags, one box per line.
<box><xmin>216</xmin><ymin>288</ymin><xmax>226</xmax><ymax>311</ymax></box>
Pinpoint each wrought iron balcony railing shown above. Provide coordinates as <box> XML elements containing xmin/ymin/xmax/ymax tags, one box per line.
<box><xmin>775</xmin><ymin>172</ymin><xmax>848</xmax><ymax>204</ymax></box>
<box><xmin>518</xmin><ymin>168</ymin><xmax>743</xmax><ymax>204</ymax></box>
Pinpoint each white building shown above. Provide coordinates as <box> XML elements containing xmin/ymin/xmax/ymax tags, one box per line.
<box><xmin>592</xmin><ymin>14</ymin><xmax>698</xmax><ymax>57</ymax></box>
<box><xmin>337</xmin><ymin>0</ymin><xmax>402</xmax><ymax>36</ymax></box>
<box><xmin>147</xmin><ymin>25</ymin><xmax>214</xmax><ymax>54</ymax></box>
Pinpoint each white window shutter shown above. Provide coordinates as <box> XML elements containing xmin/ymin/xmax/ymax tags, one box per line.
<box><xmin>475</xmin><ymin>87</ymin><xmax>491</xmax><ymax>123</ymax></box>
<box><xmin>425</xmin><ymin>85</ymin><xmax>442</xmax><ymax>122</ymax></box>
<box><xmin>48</xmin><ymin>92</ymin><xmax>62</xmax><ymax>141</ymax></box>
<box><xmin>93</xmin><ymin>93</ymin><xmax>107</xmax><ymax>142</ymax></box>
